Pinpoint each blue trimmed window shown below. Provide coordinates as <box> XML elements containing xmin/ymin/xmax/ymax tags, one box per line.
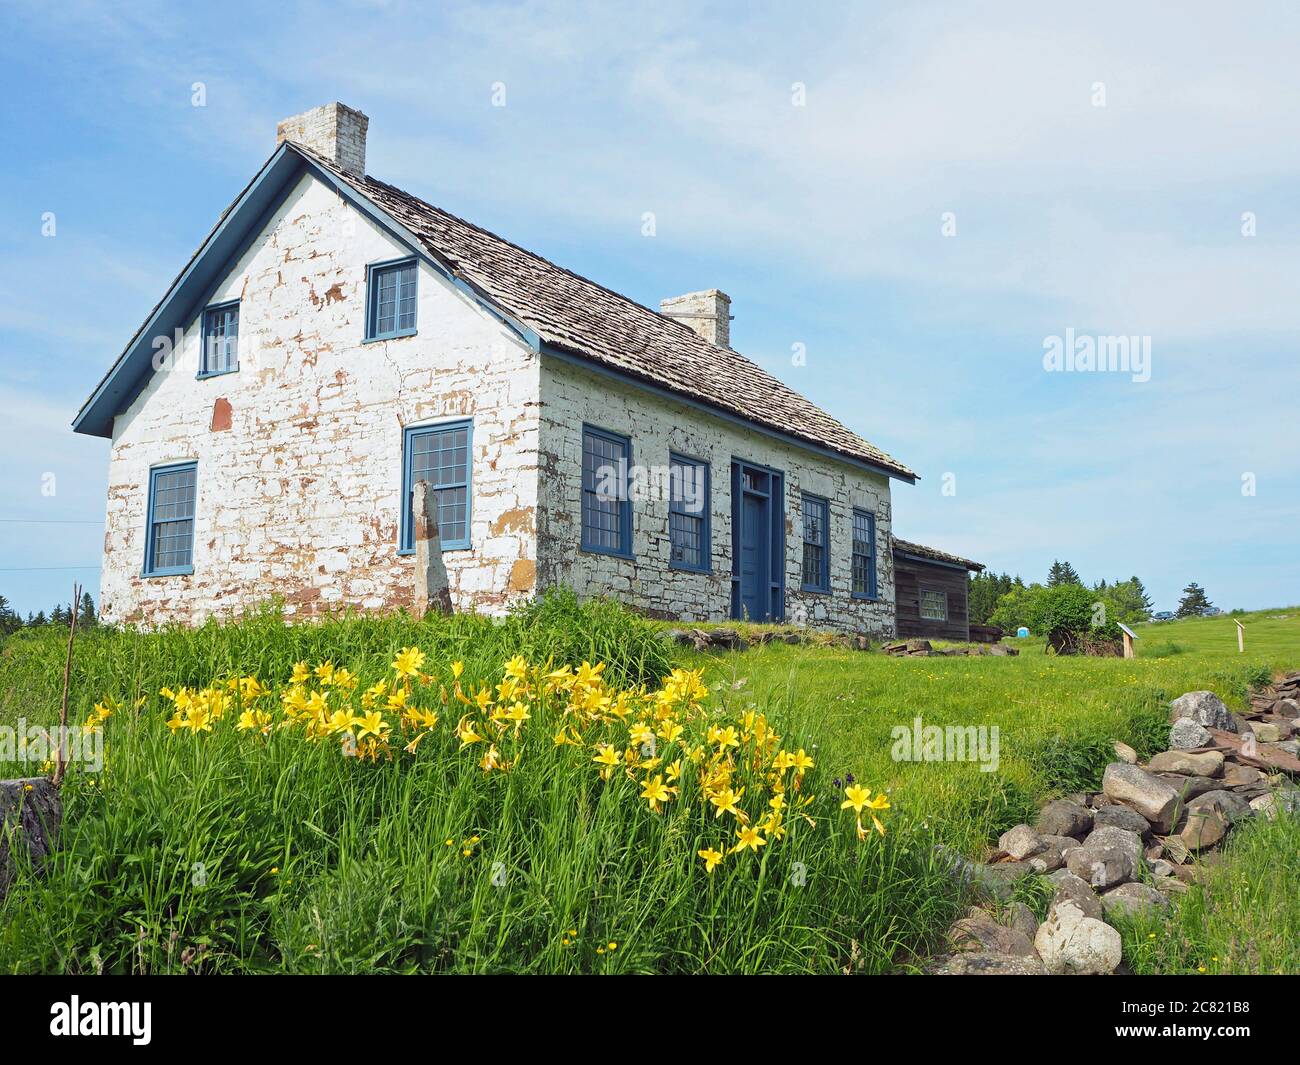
<box><xmin>400</xmin><ymin>421</ymin><xmax>472</xmax><ymax>552</ymax></box>
<box><xmin>800</xmin><ymin>493</ymin><xmax>830</xmax><ymax>592</ymax></box>
<box><xmin>200</xmin><ymin>301</ymin><xmax>239</xmax><ymax>377</ymax></box>
<box><xmin>851</xmin><ymin>508</ymin><xmax>877</xmax><ymax>599</ymax></box>
<box><xmin>366</xmin><ymin>259</ymin><xmax>418</xmax><ymax>341</ymax></box>
<box><xmin>144</xmin><ymin>462</ymin><xmax>197</xmax><ymax>576</ymax></box>
<box><xmin>668</xmin><ymin>453</ymin><xmax>710</xmax><ymax>571</ymax></box>
<box><xmin>581</xmin><ymin>425</ymin><xmax>632</xmax><ymax>557</ymax></box>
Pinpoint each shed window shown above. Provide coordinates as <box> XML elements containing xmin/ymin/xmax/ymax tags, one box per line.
<box><xmin>851</xmin><ymin>509</ymin><xmax>877</xmax><ymax>599</ymax></box>
<box><xmin>401</xmin><ymin>422</ymin><xmax>471</xmax><ymax>552</ymax></box>
<box><xmin>366</xmin><ymin>259</ymin><xmax>418</xmax><ymax>340</ymax></box>
<box><xmin>921</xmin><ymin>589</ymin><xmax>948</xmax><ymax>621</ymax></box>
<box><xmin>668</xmin><ymin>454</ymin><xmax>709</xmax><ymax>571</ymax></box>
<box><xmin>144</xmin><ymin>462</ymin><xmax>197</xmax><ymax>575</ymax></box>
<box><xmin>200</xmin><ymin>301</ymin><xmax>239</xmax><ymax>376</ymax></box>
<box><xmin>801</xmin><ymin>493</ymin><xmax>829</xmax><ymax>592</ymax></box>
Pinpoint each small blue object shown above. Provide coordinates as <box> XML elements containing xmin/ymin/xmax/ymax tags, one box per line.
<box><xmin>1016</xmin><ymin>626</ymin><xmax>1030</xmax><ymax>638</ymax></box>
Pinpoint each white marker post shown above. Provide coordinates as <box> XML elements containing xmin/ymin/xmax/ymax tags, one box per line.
<box><xmin>1235</xmin><ymin>619</ymin><xmax>1245</xmax><ymax>653</ymax></box>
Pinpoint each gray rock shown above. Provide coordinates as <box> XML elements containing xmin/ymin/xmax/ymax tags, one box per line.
<box><xmin>972</xmin><ymin>861</ymin><xmax>1035</xmax><ymax>901</ymax></box>
<box><xmin>1007</xmin><ymin>901</ymin><xmax>1038</xmax><ymax>942</ymax></box>
<box><xmin>948</xmin><ymin>912</ymin><xmax>1038</xmax><ymax>958</ymax></box>
<box><xmin>1155</xmin><ymin>773</ymin><xmax>1220</xmax><ymax>803</ymax></box>
<box><xmin>1254</xmin><ymin>722</ymin><xmax>1284</xmax><ymax>743</ymax></box>
<box><xmin>1188</xmin><ymin>789</ymin><xmax>1252</xmax><ymax>821</ymax></box>
<box><xmin>1148</xmin><ymin>750</ymin><xmax>1224</xmax><ymax>777</ymax></box>
<box><xmin>1169</xmin><ymin>691</ymin><xmax>1237</xmax><ymax>732</ymax></box>
<box><xmin>1092</xmin><ymin>805</ymin><xmax>1153</xmax><ymax>837</ymax></box>
<box><xmin>1176</xmin><ymin>790</ymin><xmax>1250</xmax><ymax>851</ymax></box>
<box><xmin>1051</xmin><ymin>871</ymin><xmax>1104</xmax><ymax>920</ymax></box>
<box><xmin>1112</xmin><ymin>740</ymin><xmax>1138</xmax><ymax>764</ymax></box>
<box><xmin>1223</xmin><ymin>764</ymin><xmax>1264</xmax><ymax>788</ymax></box>
<box><xmin>1249</xmin><ymin>790</ymin><xmax>1300</xmax><ymax>819</ymax></box>
<box><xmin>1149</xmin><ymin>859</ymin><xmax>1176</xmax><ymax>878</ymax></box>
<box><xmin>1066</xmin><ymin>845</ymin><xmax>1135</xmax><ymax>890</ymax></box>
<box><xmin>1036</xmin><ymin>799</ymin><xmax>1094</xmax><ymax>839</ymax></box>
<box><xmin>926</xmin><ymin>951</ymin><xmax>1050</xmax><ymax>975</ymax></box>
<box><xmin>1169</xmin><ymin>718</ymin><xmax>1213</xmax><ymax>750</ymax></box>
<box><xmin>1035</xmin><ymin>900</ymin><xmax>1123</xmax><ymax>975</ymax></box>
<box><xmin>1102</xmin><ymin>763</ymin><xmax>1182</xmax><ymax>833</ymax></box>
<box><xmin>1082</xmin><ymin>825</ymin><xmax>1145</xmax><ymax>867</ymax></box>
<box><xmin>997</xmin><ymin>823</ymin><xmax>1045</xmax><ymax>860</ymax></box>
<box><xmin>1102</xmin><ymin>882</ymin><xmax>1170</xmax><ymax>919</ymax></box>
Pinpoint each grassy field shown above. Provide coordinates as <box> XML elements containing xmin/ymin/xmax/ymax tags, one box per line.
<box><xmin>0</xmin><ymin>597</ymin><xmax>1296</xmax><ymax>974</ymax></box>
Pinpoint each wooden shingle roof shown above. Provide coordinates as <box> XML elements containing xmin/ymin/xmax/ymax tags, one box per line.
<box><xmin>300</xmin><ymin>146</ymin><xmax>915</xmax><ymax>481</ymax></box>
<box><xmin>892</xmin><ymin>538</ymin><xmax>983</xmax><ymax>572</ymax></box>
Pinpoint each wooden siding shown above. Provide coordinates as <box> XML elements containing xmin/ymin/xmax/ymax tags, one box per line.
<box><xmin>894</xmin><ymin>553</ymin><xmax>971</xmax><ymax>641</ymax></box>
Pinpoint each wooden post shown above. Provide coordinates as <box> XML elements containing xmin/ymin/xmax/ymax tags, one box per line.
<box><xmin>52</xmin><ymin>582</ymin><xmax>81</xmax><ymax>787</ymax></box>
<box><xmin>412</xmin><ymin>481</ymin><xmax>453</xmax><ymax>617</ymax></box>
<box><xmin>1235</xmin><ymin>619</ymin><xmax>1245</xmax><ymax>653</ymax></box>
<box><xmin>1122</xmin><ymin>630</ymin><xmax>1135</xmax><ymax>659</ymax></box>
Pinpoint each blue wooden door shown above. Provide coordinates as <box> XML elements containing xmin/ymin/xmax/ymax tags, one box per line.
<box><xmin>739</xmin><ymin>491</ymin><xmax>768</xmax><ymax>621</ymax></box>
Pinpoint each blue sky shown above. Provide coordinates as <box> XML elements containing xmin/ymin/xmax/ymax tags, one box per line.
<box><xmin>1</xmin><ymin>0</ymin><xmax>1298</xmax><ymax>617</ymax></box>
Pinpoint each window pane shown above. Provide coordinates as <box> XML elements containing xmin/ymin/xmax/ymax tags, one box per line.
<box><xmin>148</xmin><ymin>465</ymin><xmax>196</xmax><ymax>571</ymax></box>
<box><xmin>802</xmin><ymin>495</ymin><xmax>827</xmax><ymax>588</ymax></box>
<box><xmin>921</xmin><ymin>590</ymin><xmax>947</xmax><ymax>621</ymax></box>
<box><xmin>372</xmin><ymin>261</ymin><xmax>417</xmax><ymax>337</ymax></box>
<box><xmin>203</xmin><ymin>304</ymin><xmax>239</xmax><ymax>373</ymax></box>
<box><xmin>669</xmin><ymin>457</ymin><xmax>707</xmax><ymax>568</ymax></box>
<box><xmin>852</xmin><ymin>511</ymin><xmax>874</xmax><ymax>596</ymax></box>
<box><xmin>407</xmin><ymin>425</ymin><xmax>470</xmax><ymax>545</ymax></box>
<box><xmin>582</xmin><ymin>429</ymin><xmax>627</xmax><ymax>552</ymax></box>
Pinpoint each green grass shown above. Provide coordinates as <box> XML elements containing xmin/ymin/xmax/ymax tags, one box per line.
<box><xmin>1114</xmin><ymin>812</ymin><xmax>1300</xmax><ymax>975</ymax></box>
<box><xmin>0</xmin><ymin>599</ymin><xmax>1295</xmax><ymax>974</ymax></box>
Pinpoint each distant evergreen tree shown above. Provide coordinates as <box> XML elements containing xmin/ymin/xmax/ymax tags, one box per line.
<box><xmin>50</xmin><ymin>604</ymin><xmax>68</xmax><ymax>626</ymax></box>
<box><xmin>0</xmin><ymin>595</ymin><xmax>21</xmax><ymax>637</ymax></box>
<box><xmin>78</xmin><ymin>591</ymin><xmax>96</xmax><ymax>628</ymax></box>
<box><xmin>1176</xmin><ymin>582</ymin><xmax>1214</xmax><ymax>618</ymax></box>
<box><xmin>1047</xmin><ymin>560</ymin><xmax>1082</xmax><ymax>586</ymax></box>
<box><xmin>29</xmin><ymin>611</ymin><xmax>47</xmax><ymax>627</ymax></box>
<box><xmin>1128</xmin><ymin>575</ymin><xmax>1154</xmax><ymax>617</ymax></box>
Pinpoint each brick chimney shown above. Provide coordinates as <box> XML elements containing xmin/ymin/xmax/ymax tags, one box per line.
<box><xmin>660</xmin><ymin>289</ymin><xmax>732</xmax><ymax>349</ymax></box>
<box><xmin>276</xmin><ymin>102</ymin><xmax>369</xmax><ymax>177</ymax></box>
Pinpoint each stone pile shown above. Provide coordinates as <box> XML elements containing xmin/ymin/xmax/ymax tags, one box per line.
<box><xmin>882</xmin><ymin>639</ymin><xmax>1018</xmax><ymax>658</ymax></box>
<box><xmin>928</xmin><ymin>686</ymin><xmax>1300</xmax><ymax>976</ymax></box>
<box><xmin>665</xmin><ymin>627</ymin><xmax>876</xmax><ymax>652</ymax></box>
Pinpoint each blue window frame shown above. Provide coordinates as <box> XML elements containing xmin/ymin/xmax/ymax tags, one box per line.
<box><xmin>400</xmin><ymin>421</ymin><xmax>472</xmax><ymax>553</ymax></box>
<box><xmin>143</xmin><ymin>462</ymin><xmax>197</xmax><ymax>576</ymax></box>
<box><xmin>800</xmin><ymin>493</ymin><xmax>830</xmax><ymax>592</ymax></box>
<box><xmin>365</xmin><ymin>258</ymin><xmax>418</xmax><ymax>341</ymax></box>
<box><xmin>199</xmin><ymin>301</ymin><xmax>239</xmax><ymax>377</ymax></box>
<box><xmin>581</xmin><ymin>425</ymin><xmax>632</xmax><ymax>557</ymax></box>
<box><xmin>668</xmin><ymin>453</ymin><xmax>710</xmax><ymax>571</ymax></box>
<box><xmin>851</xmin><ymin>508</ymin><xmax>877</xmax><ymax>599</ymax></box>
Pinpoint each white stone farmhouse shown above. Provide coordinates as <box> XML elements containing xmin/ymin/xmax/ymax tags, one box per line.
<box><xmin>74</xmin><ymin>103</ymin><xmax>959</xmax><ymax>634</ymax></box>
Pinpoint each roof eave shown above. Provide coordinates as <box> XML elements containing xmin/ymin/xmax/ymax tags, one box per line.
<box><xmin>540</xmin><ymin>342</ymin><xmax>917</xmax><ymax>484</ymax></box>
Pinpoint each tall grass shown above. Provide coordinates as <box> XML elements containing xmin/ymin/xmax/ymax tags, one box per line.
<box><xmin>0</xmin><ymin>589</ymin><xmax>670</xmax><ymax>737</ymax></box>
<box><xmin>0</xmin><ymin>592</ymin><xmax>960</xmax><ymax>974</ymax></box>
<box><xmin>1114</xmin><ymin>813</ymin><xmax>1300</xmax><ymax>975</ymax></box>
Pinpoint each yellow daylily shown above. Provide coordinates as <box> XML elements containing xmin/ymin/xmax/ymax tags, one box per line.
<box><xmin>698</xmin><ymin>847</ymin><xmax>725</xmax><ymax>873</ymax></box>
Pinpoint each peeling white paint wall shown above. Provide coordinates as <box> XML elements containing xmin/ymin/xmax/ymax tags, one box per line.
<box><xmin>101</xmin><ymin>173</ymin><xmax>541</xmax><ymax>624</ymax></box>
<box><xmin>536</xmin><ymin>357</ymin><xmax>897</xmax><ymax>635</ymax></box>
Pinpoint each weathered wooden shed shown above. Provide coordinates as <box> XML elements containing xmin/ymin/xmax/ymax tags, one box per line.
<box><xmin>891</xmin><ymin>538</ymin><xmax>984</xmax><ymax>642</ymax></box>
